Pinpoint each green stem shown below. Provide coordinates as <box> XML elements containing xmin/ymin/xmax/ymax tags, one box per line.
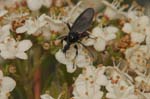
<box><xmin>24</xmin><ymin>83</ymin><xmax>34</xmax><ymax>99</ymax></box>
<box><xmin>16</xmin><ymin>59</ymin><xmax>34</xmax><ymax>99</ymax></box>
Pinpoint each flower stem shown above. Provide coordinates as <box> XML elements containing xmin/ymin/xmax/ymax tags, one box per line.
<box><xmin>33</xmin><ymin>45</ymin><xmax>42</xmax><ymax>99</ymax></box>
<box><xmin>34</xmin><ymin>66</ymin><xmax>41</xmax><ymax>99</ymax></box>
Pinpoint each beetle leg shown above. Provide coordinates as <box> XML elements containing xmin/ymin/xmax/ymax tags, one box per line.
<box><xmin>74</xmin><ymin>45</ymin><xmax>78</xmax><ymax>58</ymax></box>
<box><xmin>64</xmin><ymin>22</ymin><xmax>71</xmax><ymax>30</ymax></box>
<box><xmin>73</xmin><ymin>44</ymin><xmax>78</xmax><ymax>68</ymax></box>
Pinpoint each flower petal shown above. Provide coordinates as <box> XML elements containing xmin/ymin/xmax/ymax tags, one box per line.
<box><xmin>0</xmin><ymin>9</ymin><xmax>8</xmax><ymax>17</ymax></box>
<box><xmin>76</xmin><ymin>55</ymin><xmax>90</xmax><ymax>68</ymax></box>
<box><xmin>18</xmin><ymin>40</ymin><xmax>32</xmax><ymax>52</ymax></box>
<box><xmin>94</xmin><ymin>38</ymin><xmax>106</xmax><ymax>51</ymax></box>
<box><xmin>93</xmin><ymin>91</ymin><xmax>103</xmax><ymax>99</ymax></box>
<box><xmin>122</xmin><ymin>23</ymin><xmax>133</xmax><ymax>34</ymax></box>
<box><xmin>42</xmin><ymin>0</ymin><xmax>52</xmax><ymax>8</ymax></box>
<box><xmin>27</xmin><ymin>0</ymin><xmax>42</xmax><ymax>11</ymax></box>
<box><xmin>16</xmin><ymin>25</ymin><xmax>27</xmax><ymax>33</ymax></box>
<box><xmin>40</xmin><ymin>94</ymin><xmax>54</xmax><ymax>99</ymax></box>
<box><xmin>106</xmin><ymin>26</ymin><xmax>118</xmax><ymax>34</ymax></box>
<box><xmin>0</xmin><ymin>51</ymin><xmax>15</xmax><ymax>59</ymax></box>
<box><xmin>104</xmin><ymin>7</ymin><xmax>117</xmax><ymax>20</ymax></box>
<box><xmin>16</xmin><ymin>52</ymin><xmax>28</xmax><ymax>60</ymax></box>
<box><xmin>55</xmin><ymin>50</ymin><xmax>68</xmax><ymax>64</ymax></box>
<box><xmin>92</xmin><ymin>27</ymin><xmax>103</xmax><ymax>37</ymax></box>
<box><xmin>66</xmin><ymin>63</ymin><xmax>76</xmax><ymax>73</ymax></box>
<box><xmin>0</xmin><ymin>44</ymin><xmax>6</xmax><ymax>51</ymax></box>
<box><xmin>96</xmin><ymin>75</ymin><xmax>108</xmax><ymax>86</ymax></box>
<box><xmin>82</xmin><ymin>38</ymin><xmax>95</xmax><ymax>46</ymax></box>
<box><xmin>130</xmin><ymin>32</ymin><xmax>145</xmax><ymax>43</ymax></box>
<box><xmin>1</xmin><ymin>77</ymin><xmax>16</xmax><ymax>93</ymax></box>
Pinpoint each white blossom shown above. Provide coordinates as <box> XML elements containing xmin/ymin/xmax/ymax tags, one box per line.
<box><xmin>122</xmin><ymin>15</ymin><xmax>150</xmax><ymax>43</ymax></box>
<box><xmin>135</xmin><ymin>74</ymin><xmax>150</xmax><ymax>93</ymax></box>
<box><xmin>0</xmin><ymin>9</ymin><xmax>8</xmax><ymax>17</ymax></box>
<box><xmin>72</xmin><ymin>66</ymin><xmax>107</xmax><ymax>99</ymax></box>
<box><xmin>102</xmin><ymin>0</ymin><xmax>127</xmax><ymax>20</ymax></box>
<box><xmin>106</xmin><ymin>81</ymin><xmax>138</xmax><ymax>99</ymax></box>
<box><xmin>106</xmin><ymin>66</ymin><xmax>133</xmax><ymax>85</ymax></box>
<box><xmin>0</xmin><ymin>70</ymin><xmax>16</xmax><ymax>99</ymax></box>
<box><xmin>125</xmin><ymin>45</ymin><xmax>150</xmax><ymax>73</ymax></box>
<box><xmin>16</xmin><ymin>14</ymin><xmax>49</xmax><ymax>35</ymax></box>
<box><xmin>0</xmin><ymin>24</ymin><xmax>11</xmax><ymax>42</ymax></box>
<box><xmin>0</xmin><ymin>37</ymin><xmax>32</xmax><ymax>60</ymax></box>
<box><xmin>27</xmin><ymin>0</ymin><xmax>52</xmax><ymax>11</ymax></box>
<box><xmin>83</xmin><ymin>26</ymin><xmax>118</xmax><ymax>51</ymax></box>
<box><xmin>41</xmin><ymin>94</ymin><xmax>54</xmax><ymax>99</ymax></box>
<box><xmin>45</xmin><ymin>1</ymin><xmax>83</xmax><ymax>33</ymax></box>
<box><xmin>41</xmin><ymin>92</ymin><xmax>64</xmax><ymax>99</ymax></box>
<box><xmin>124</xmin><ymin>1</ymin><xmax>144</xmax><ymax>21</ymax></box>
<box><xmin>105</xmin><ymin>67</ymin><xmax>137</xmax><ymax>99</ymax></box>
<box><xmin>64</xmin><ymin>1</ymin><xmax>83</xmax><ymax>23</ymax></box>
<box><xmin>55</xmin><ymin>44</ymin><xmax>92</xmax><ymax>73</ymax></box>
<box><xmin>44</xmin><ymin>14</ymin><xmax>68</xmax><ymax>33</ymax></box>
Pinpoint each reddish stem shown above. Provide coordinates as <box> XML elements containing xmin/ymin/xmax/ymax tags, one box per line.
<box><xmin>34</xmin><ymin>67</ymin><xmax>41</xmax><ymax>99</ymax></box>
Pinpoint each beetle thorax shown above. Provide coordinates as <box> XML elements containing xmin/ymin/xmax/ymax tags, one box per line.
<box><xmin>68</xmin><ymin>32</ymin><xmax>79</xmax><ymax>42</ymax></box>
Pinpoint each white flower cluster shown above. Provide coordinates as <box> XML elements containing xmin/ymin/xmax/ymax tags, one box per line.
<box><xmin>72</xmin><ymin>66</ymin><xmax>106</xmax><ymax>99</ymax></box>
<box><xmin>0</xmin><ymin>24</ymin><xmax>32</xmax><ymax>60</ymax></box>
<box><xmin>72</xmin><ymin>66</ymin><xmax>138</xmax><ymax>99</ymax></box>
<box><xmin>54</xmin><ymin>0</ymin><xmax>150</xmax><ymax>98</ymax></box>
<box><xmin>1</xmin><ymin>0</ymin><xmax>150</xmax><ymax>98</ymax></box>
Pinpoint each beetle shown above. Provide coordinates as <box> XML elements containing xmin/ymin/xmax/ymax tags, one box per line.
<box><xmin>61</xmin><ymin>8</ymin><xmax>95</xmax><ymax>58</ymax></box>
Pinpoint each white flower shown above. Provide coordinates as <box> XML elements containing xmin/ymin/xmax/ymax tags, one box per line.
<box><xmin>44</xmin><ymin>1</ymin><xmax>83</xmax><ymax>32</ymax></box>
<box><xmin>0</xmin><ymin>9</ymin><xmax>8</xmax><ymax>17</ymax></box>
<box><xmin>0</xmin><ymin>24</ymin><xmax>11</xmax><ymax>42</ymax></box>
<box><xmin>135</xmin><ymin>74</ymin><xmax>150</xmax><ymax>94</ymax></box>
<box><xmin>83</xmin><ymin>26</ymin><xmax>118</xmax><ymax>51</ymax></box>
<box><xmin>0</xmin><ymin>70</ymin><xmax>16</xmax><ymax>99</ymax></box>
<box><xmin>72</xmin><ymin>66</ymin><xmax>107</xmax><ymax>99</ymax></box>
<box><xmin>16</xmin><ymin>14</ymin><xmax>49</xmax><ymax>35</ymax></box>
<box><xmin>106</xmin><ymin>66</ymin><xmax>133</xmax><ymax>85</ymax></box>
<box><xmin>55</xmin><ymin>45</ymin><xmax>92</xmax><ymax>73</ymax></box>
<box><xmin>102</xmin><ymin>0</ymin><xmax>127</xmax><ymax>20</ymax></box>
<box><xmin>122</xmin><ymin>15</ymin><xmax>150</xmax><ymax>43</ymax></box>
<box><xmin>106</xmin><ymin>80</ymin><xmax>138</xmax><ymax>99</ymax></box>
<box><xmin>105</xmin><ymin>66</ymin><xmax>137</xmax><ymax>99</ymax></box>
<box><xmin>44</xmin><ymin>2</ymin><xmax>83</xmax><ymax>33</ymax></box>
<box><xmin>83</xmin><ymin>66</ymin><xmax>108</xmax><ymax>86</ymax></box>
<box><xmin>40</xmin><ymin>94</ymin><xmax>54</xmax><ymax>99</ymax></box>
<box><xmin>64</xmin><ymin>1</ymin><xmax>83</xmax><ymax>23</ymax></box>
<box><xmin>3</xmin><ymin>12</ymin><xmax>29</xmax><ymax>24</ymax></box>
<box><xmin>124</xmin><ymin>1</ymin><xmax>144</xmax><ymax>21</ymax></box>
<box><xmin>44</xmin><ymin>14</ymin><xmax>68</xmax><ymax>33</ymax></box>
<box><xmin>27</xmin><ymin>0</ymin><xmax>52</xmax><ymax>11</ymax></box>
<box><xmin>0</xmin><ymin>37</ymin><xmax>32</xmax><ymax>60</ymax></box>
<box><xmin>125</xmin><ymin>45</ymin><xmax>150</xmax><ymax>73</ymax></box>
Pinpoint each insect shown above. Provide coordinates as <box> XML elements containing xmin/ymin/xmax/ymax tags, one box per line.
<box><xmin>61</xmin><ymin>8</ymin><xmax>95</xmax><ymax>57</ymax></box>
